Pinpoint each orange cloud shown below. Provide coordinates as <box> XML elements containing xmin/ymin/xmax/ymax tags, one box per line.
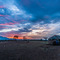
<box><xmin>8</xmin><ymin>37</ymin><xmax>23</xmax><ymax>39</ymax></box>
<box><xmin>5</xmin><ymin>33</ymin><xmax>31</xmax><ymax>39</ymax></box>
<box><xmin>8</xmin><ymin>36</ymin><xmax>31</xmax><ymax>39</ymax></box>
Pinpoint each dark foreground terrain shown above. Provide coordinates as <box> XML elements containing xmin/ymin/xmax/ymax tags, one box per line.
<box><xmin>0</xmin><ymin>40</ymin><xmax>60</xmax><ymax>60</ymax></box>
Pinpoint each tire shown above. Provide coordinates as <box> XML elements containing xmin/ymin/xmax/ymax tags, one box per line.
<box><xmin>53</xmin><ymin>41</ymin><xmax>56</xmax><ymax>45</ymax></box>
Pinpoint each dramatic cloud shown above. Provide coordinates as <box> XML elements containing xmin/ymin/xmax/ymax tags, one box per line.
<box><xmin>0</xmin><ymin>0</ymin><xmax>60</xmax><ymax>39</ymax></box>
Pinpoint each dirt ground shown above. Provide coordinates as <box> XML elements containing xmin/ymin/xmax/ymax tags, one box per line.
<box><xmin>0</xmin><ymin>41</ymin><xmax>60</xmax><ymax>60</ymax></box>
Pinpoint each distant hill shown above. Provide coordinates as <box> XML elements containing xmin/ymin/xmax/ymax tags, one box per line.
<box><xmin>0</xmin><ymin>36</ymin><xmax>10</xmax><ymax>40</ymax></box>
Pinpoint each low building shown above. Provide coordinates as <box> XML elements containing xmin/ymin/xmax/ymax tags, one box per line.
<box><xmin>48</xmin><ymin>35</ymin><xmax>60</xmax><ymax>45</ymax></box>
<box><xmin>48</xmin><ymin>35</ymin><xmax>60</xmax><ymax>40</ymax></box>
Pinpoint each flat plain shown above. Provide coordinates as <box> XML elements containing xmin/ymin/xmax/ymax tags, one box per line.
<box><xmin>0</xmin><ymin>40</ymin><xmax>59</xmax><ymax>60</ymax></box>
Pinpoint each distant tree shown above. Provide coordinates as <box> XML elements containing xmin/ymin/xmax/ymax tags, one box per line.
<box><xmin>23</xmin><ymin>36</ymin><xmax>26</xmax><ymax>40</ymax></box>
<box><xmin>13</xmin><ymin>35</ymin><xmax>18</xmax><ymax>39</ymax></box>
<box><xmin>23</xmin><ymin>36</ymin><xmax>29</xmax><ymax>43</ymax></box>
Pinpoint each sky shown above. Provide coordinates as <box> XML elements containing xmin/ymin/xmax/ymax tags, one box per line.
<box><xmin>0</xmin><ymin>0</ymin><xmax>60</xmax><ymax>39</ymax></box>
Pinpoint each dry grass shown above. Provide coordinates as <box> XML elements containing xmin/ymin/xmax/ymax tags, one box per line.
<box><xmin>0</xmin><ymin>41</ymin><xmax>59</xmax><ymax>60</ymax></box>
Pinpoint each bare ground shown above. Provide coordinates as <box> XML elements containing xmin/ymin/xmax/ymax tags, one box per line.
<box><xmin>0</xmin><ymin>41</ymin><xmax>59</xmax><ymax>60</ymax></box>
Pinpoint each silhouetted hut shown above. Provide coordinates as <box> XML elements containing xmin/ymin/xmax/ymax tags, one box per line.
<box><xmin>48</xmin><ymin>35</ymin><xmax>60</xmax><ymax>45</ymax></box>
<box><xmin>48</xmin><ymin>35</ymin><xmax>60</xmax><ymax>40</ymax></box>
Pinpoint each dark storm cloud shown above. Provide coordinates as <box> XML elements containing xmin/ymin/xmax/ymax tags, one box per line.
<box><xmin>15</xmin><ymin>28</ymin><xmax>32</xmax><ymax>33</ymax></box>
<box><xmin>16</xmin><ymin>0</ymin><xmax>60</xmax><ymax>23</ymax></box>
<box><xmin>1</xmin><ymin>0</ymin><xmax>60</xmax><ymax>24</ymax></box>
<box><xmin>4</xmin><ymin>28</ymin><xmax>32</xmax><ymax>35</ymax></box>
<box><xmin>18</xmin><ymin>28</ymin><xmax>32</xmax><ymax>32</ymax></box>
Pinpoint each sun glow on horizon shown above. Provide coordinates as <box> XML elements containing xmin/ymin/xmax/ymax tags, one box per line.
<box><xmin>8</xmin><ymin>36</ymin><xmax>31</xmax><ymax>39</ymax></box>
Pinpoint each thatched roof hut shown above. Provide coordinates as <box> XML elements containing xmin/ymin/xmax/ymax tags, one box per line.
<box><xmin>48</xmin><ymin>35</ymin><xmax>60</xmax><ymax>40</ymax></box>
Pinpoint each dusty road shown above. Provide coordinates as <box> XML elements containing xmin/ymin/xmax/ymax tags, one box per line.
<box><xmin>0</xmin><ymin>41</ymin><xmax>59</xmax><ymax>60</ymax></box>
